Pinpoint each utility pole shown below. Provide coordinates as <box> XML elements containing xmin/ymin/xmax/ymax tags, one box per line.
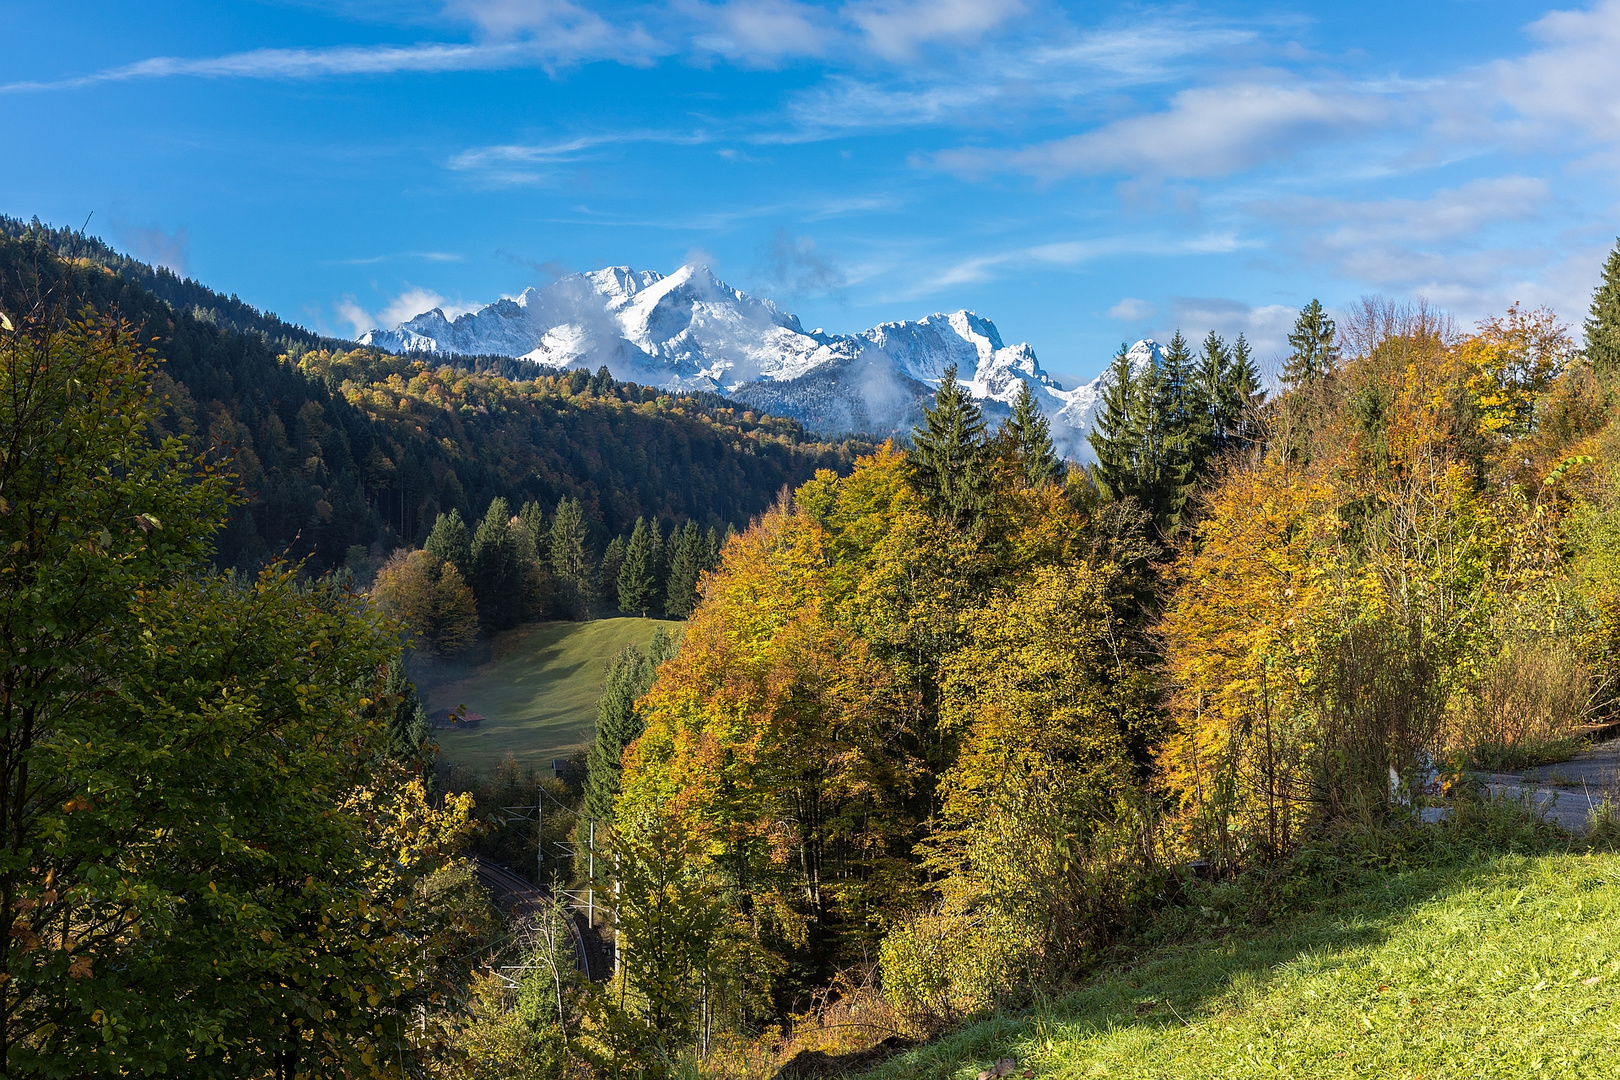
<box><xmin>613</xmin><ymin>851</ymin><xmax>621</xmax><ymax>978</ymax></box>
<box><xmin>587</xmin><ymin>819</ymin><xmax>595</xmax><ymax>927</ymax></box>
<box><xmin>536</xmin><ymin>790</ymin><xmax>544</xmax><ymax>883</ymax></box>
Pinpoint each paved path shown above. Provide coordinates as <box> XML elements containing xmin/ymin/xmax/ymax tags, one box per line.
<box><xmin>1483</xmin><ymin>739</ymin><xmax>1620</xmax><ymax>831</ymax></box>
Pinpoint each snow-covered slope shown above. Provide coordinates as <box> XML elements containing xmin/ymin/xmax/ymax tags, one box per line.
<box><xmin>358</xmin><ymin>265</ymin><xmax>1158</xmax><ymax>462</ymax></box>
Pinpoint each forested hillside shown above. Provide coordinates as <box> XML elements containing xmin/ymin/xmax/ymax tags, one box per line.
<box><xmin>0</xmin><ymin>223</ymin><xmax>869</xmax><ymax>577</ymax></box>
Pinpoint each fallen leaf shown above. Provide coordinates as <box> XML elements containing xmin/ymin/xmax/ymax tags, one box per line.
<box><xmin>1583</xmin><ymin>976</ymin><xmax>1602</xmax><ymax>986</ymax></box>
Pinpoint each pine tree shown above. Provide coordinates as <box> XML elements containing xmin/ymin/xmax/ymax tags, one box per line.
<box><xmin>664</xmin><ymin>520</ymin><xmax>705</xmax><ymax>619</ymax></box>
<box><xmin>471</xmin><ymin>498</ymin><xmax>528</xmax><ymax>631</ymax></box>
<box><xmin>1090</xmin><ymin>345</ymin><xmax>1138</xmax><ymax>504</ymax></box>
<box><xmin>649</xmin><ymin>520</ymin><xmax>668</xmax><ymax>612</ymax></box>
<box><xmin>599</xmin><ymin>534</ymin><xmax>627</xmax><ymax>609</ymax></box>
<box><xmin>704</xmin><ymin>525</ymin><xmax>722</xmax><ymax>570</ymax></box>
<box><xmin>424</xmin><ymin>509</ymin><xmax>471</xmax><ymax>581</ymax></box>
<box><xmin>1004</xmin><ymin>379</ymin><xmax>1063</xmax><ymax>488</ymax></box>
<box><xmin>517</xmin><ymin>499</ymin><xmax>546</xmax><ymax>551</ymax></box>
<box><xmin>580</xmin><ymin>632</ymin><xmax>677</xmax><ymax>826</ymax></box>
<box><xmin>618</xmin><ymin>517</ymin><xmax>657</xmax><ymax>617</ymax></box>
<box><xmin>550</xmin><ymin>496</ymin><xmax>594</xmax><ymax>621</ymax></box>
<box><xmin>1231</xmin><ymin>333</ymin><xmax>1263</xmax><ymax>404</ymax></box>
<box><xmin>381</xmin><ymin>654</ymin><xmax>432</xmax><ymax>769</ymax></box>
<box><xmin>1586</xmin><ymin>238</ymin><xmax>1620</xmax><ymax>376</ymax></box>
<box><xmin>1091</xmin><ymin>337</ymin><xmax>1200</xmax><ymax>534</ymax></box>
<box><xmin>907</xmin><ymin>362</ymin><xmax>990</xmax><ymax>524</ymax></box>
<box><xmin>1282</xmin><ymin>299</ymin><xmax>1338</xmax><ymax>388</ymax></box>
<box><xmin>1198</xmin><ymin>331</ymin><xmax>1240</xmax><ymax>454</ymax></box>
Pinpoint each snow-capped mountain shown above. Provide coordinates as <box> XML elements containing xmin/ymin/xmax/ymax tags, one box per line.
<box><xmin>358</xmin><ymin>264</ymin><xmax>1161</xmax><ymax>461</ymax></box>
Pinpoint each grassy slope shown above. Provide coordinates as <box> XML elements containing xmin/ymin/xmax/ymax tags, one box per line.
<box><xmin>429</xmin><ymin>617</ymin><xmax>677</xmax><ymax>773</ymax></box>
<box><xmin>861</xmin><ymin>846</ymin><xmax>1620</xmax><ymax>1079</ymax></box>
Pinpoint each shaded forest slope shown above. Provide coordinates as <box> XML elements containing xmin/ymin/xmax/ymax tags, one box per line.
<box><xmin>0</xmin><ymin>222</ymin><xmax>870</xmax><ymax>574</ymax></box>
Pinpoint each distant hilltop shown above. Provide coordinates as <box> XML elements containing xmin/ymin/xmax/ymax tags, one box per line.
<box><xmin>360</xmin><ymin>263</ymin><xmax>1161</xmax><ymax>461</ymax></box>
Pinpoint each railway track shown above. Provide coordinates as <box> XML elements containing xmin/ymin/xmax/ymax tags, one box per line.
<box><xmin>473</xmin><ymin>856</ymin><xmax>609</xmax><ymax>981</ymax></box>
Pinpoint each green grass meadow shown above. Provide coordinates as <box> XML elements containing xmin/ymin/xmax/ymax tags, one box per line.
<box><xmin>428</xmin><ymin>617</ymin><xmax>677</xmax><ymax>774</ymax></box>
<box><xmin>861</xmin><ymin>839</ymin><xmax>1620</xmax><ymax>1079</ymax></box>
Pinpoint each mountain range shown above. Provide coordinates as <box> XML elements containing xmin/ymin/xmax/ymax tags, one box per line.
<box><xmin>359</xmin><ymin>264</ymin><xmax>1160</xmax><ymax>461</ymax></box>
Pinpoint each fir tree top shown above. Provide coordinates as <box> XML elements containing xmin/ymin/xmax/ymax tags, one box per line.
<box><xmin>1586</xmin><ymin>237</ymin><xmax>1620</xmax><ymax>376</ymax></box>
<box><xmin>1283</xmin><ymin>299</ymin><xmax>1339</xmax><ymax>388</ymax></box>
<box><xmin>907</xmin><ymin>362</ymin><xmax>990</xmax><ymax>524</ymax></box>
<box><xmin>424</xmin><ymin>509</ymin><xmax>471</xmax><ymax>580</ymax></box>
<box><xmin>1005</xmin><ymin>379</ymin><xmax>1063</xmax><ymax>489</ymax></box>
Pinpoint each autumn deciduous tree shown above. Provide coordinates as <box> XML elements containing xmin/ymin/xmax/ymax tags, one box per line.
<box><xmin>372</xmin><ymin>547</ymin><xmax>480</xmax><ymax>656</ymax></box>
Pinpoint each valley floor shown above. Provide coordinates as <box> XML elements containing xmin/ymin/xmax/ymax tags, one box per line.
<box><xmin>856</xmin><ymin>838</ymin><xmax>1620</xmax><ymax>1079</ymax></box>
<box><xmin>428</xmin><ymin>616</ymin><xmax>678</xmax><ymax>774</ymax></box>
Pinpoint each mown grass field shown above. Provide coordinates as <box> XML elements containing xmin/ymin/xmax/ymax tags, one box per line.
<box><xmin>428</xmin><ymin>617</ymin><xmax>677</xmax><ymax>774</ymax></box>
<box><xmin>861</xmin><ymin>839</ymin><xmax>1620</xmax><ymax>1079</ymax></box>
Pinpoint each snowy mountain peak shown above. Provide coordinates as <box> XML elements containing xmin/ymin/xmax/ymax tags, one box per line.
<box><xmin>356</xmin><ymin>264</ymin><xmax>1120</xmax><ymax>460</ymax></box>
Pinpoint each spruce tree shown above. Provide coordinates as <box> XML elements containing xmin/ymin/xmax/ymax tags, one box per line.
<box><xmin>581</xmin><ymin>644</ymin><xmax>654</xmax><ymax>828</ymax></box>
<box><xmin>517</xmin><ymin>499</ymin><xmax>546</xmax><ymax>551</ymax></box>
<box><xmin>470</xmin><ymin>497</ymin><xmax>528</xmax><ymax>631</ymax></box>
<box><xmin>381</xmin><ymin>654</ymin><xmax>432</xmax><ymax>769</ymax></box>
<box><xmin>1198</xmin><ymin>331</ymin><xmax>1239</xmax><ymax>454</ymax></box>
<box><xmin>1090</xmin><ymin>345</ymin><xmax>1138</xmax><ymax>504</ymax></box>
<box><xmin>907</xmin><ymin>362</ymin><xmax>990</xmax><ymax>524</ymax></box>
<box><xmin>598</xmin><ymin>534</ymin><xmax>627</xmax><ymax>609</ymax></box>
<box><xmin>424</xmin><ymin>509</ymin><xmax>471</xmax><ymax>582</ymax></box>
<box><xmin>1282</xmin><ymin>299</ymin><xmax>1338</xmax><ymax>388</ymax></box>
<box><xmin>1231</xmin><ymin>334</ymin><xmax>1263</xmax><ymax>404</ymax></box>
<box><xmin>1091</xmin><ymin>337</ymin><xmax>1200</xmax><ymax>534</ymax></box>
<box><xmin>618</xmin><ymin>517</ymin><xmax>657</xmax><ymax>617</ymax></box>
<box><xmin>1004</xmin><ymin>379</ymin><xmax>1063</xmax><ymax>488</ymax></box>
<box><xmin>1585</xmin><ymin>237</ymin><xmax>1620</xmax><ymax>376</ymax></box>
<box><xmin>549</xmin><ymin>496</ymin><xmax>594</xmax><ymax>621</ymax></box>
<box><xmin>649</xmin><ymin>520</ymin><xmax>668</xmax><ymax>611</ymax></box>
<box><xmin>704</xmin><ymin>525</ymin><xmax>722</xmax><ymax>570</ymax></box>
<box><xmin>581</xmin><ymin>629</ymin><xmax>677</xmax><ymax>828</ymax></box>
<box><xmin>664</xmin><ymin>520</ymin><xmax>705</xmax><ymax>619</ymax></box>
<box><xmin>1227</xmin><ymin>333</ymin><xmax>1265</xmax><ymax>447</ymax></box>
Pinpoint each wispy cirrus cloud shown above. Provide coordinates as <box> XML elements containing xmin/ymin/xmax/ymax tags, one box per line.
<box><xmin>936</xmin><ymin>80</ymin><xmax>1389</xmax><ymax>181</ymax></box>
<box><xmin>0</xmin><ymin>42</ymin><xmax>532</xmax><ymax>93</ymax></box>
<box><xmin>447</xmin><ymin>130</ymin><xmax>715</xmax><ymax>184</ymax></box>
<box><xmin>911</xmin><ymin>230</ymin><xmax>1253</xmax><ymax>294</ymax></box>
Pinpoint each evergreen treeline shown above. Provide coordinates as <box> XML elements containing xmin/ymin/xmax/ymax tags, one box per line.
<box><xmin>1091</xmin><ymin>328</ymin><xmax>1263</xmax><ymax>533</ymax></box>
<box><xmin>376</xmin><ymin>496</ymin><xmax>726</xmax><ymax>647</ymax></box>
<box><xmin>0</xmin><ymin>226</ymin><xmax>870</xmax><ymax>581</ymax></box>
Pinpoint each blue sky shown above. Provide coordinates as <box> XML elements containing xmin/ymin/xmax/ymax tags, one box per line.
<box><xmin>5</xmin><ymin>0</ymin><xmax>1619</xmax><ymax>386</ymax></box>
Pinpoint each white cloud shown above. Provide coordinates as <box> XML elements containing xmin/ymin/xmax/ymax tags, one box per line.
<box><xmin>1488</xmin><ymin>0</ymin><xmax>1620</xmax><ymax>143</ymax></box>
<box><xmin>337</xmin><ymin>287</ymin><xmax>482</xmax><ymax>338</ymax></box>
<box><xmin>905</xmin><ymin>230</ymin><xmax>1252</xmax><ymax>295</ymax></box>
<box><xmin>440</xmin><ymin>0</ymin><xmax>665</xmax><ymax>60</ymax></box>
<box><xmin>1259</xmin><ymin>176</ymin><xmax>1555</xmax><ymax>298</ymax></box>
<box><xmin>1</xmin><ymin>43</ymin><xmax>523</xmax><ymax>93</ymax></box>
<box><xmin>775</xmin><ymin>13</ymin><xmax>1259</xmax><ymax>139</ymax></box>
<box><xmin>846</xmin><ymin>0</ymin><xmax>1026</xmax><ymax>60</ymax></box>
<box><xmin>938</xmin><ymin>80</ymin><xmax>1387</xmax><ymax>180</ymax></box>
<box><xmin>1163</xmin><ymin>297</ymin><xmax>1298</xmax><ymax>371</ymax></box>
<box><xmin>687</xmin><ymin>0</ymin><xmax>836</xmax><ymax>64</ymax></box>
<box><xmin>1107</xmin><ymin>297</ymin><xmax>1154</xmax><ymax>321</ymax></box>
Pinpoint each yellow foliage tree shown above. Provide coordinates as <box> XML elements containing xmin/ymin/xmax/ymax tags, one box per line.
<box><xmin>372</xmin><ymin>547</ymin><xmax>479</xmax><ymax>656</ymax></box>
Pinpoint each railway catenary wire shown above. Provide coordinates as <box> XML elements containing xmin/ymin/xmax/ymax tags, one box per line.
<box><xmin>473</xmin><ymin>856</ymin><xmax>600</xmax><ymax>982</ymax></box>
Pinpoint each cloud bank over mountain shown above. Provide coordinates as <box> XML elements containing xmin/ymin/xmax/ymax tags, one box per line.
<box><xmin>359</xmin><ymin>263</ymin><xmax>1159</xmax><ymax>461</ymax></box>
